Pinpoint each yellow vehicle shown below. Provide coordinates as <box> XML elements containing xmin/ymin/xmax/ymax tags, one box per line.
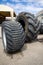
<box><xmin>0</xmin><ymin>4</ymin><xmax>16</xmax><ymax>23</ymax></box>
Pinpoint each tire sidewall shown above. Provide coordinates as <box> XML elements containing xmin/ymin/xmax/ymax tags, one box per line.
<box><xmin>2</xmin><ymin>28</ymin><xmax>7</xmax><ymax>51</ymax></box>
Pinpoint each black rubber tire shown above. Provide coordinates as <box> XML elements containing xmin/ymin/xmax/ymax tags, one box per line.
<box><xmin>36</xmin><ymin>10</ymin><xmax>43</xmax><ymax>34</ymax></box>
<box><xmin>2</xmin><ymin>21</ymin><xmax>25</xmax><ymax>53</ymax></box>
<box><xmin>40</xmin><ymin>25</ymin><xmax>43</xmax><ymax>34</ymax></box>
<box><xmin>38</xmin><ymin>22</ymin><xmax>43</xmax><ymax>34</ymax></box>
<box><xmin>16</xmin><ymin>12</ymin><xmax>40</xmax><ymax>42</ymax></box>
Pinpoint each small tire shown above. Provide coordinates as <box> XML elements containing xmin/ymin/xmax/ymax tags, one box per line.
<box><xmin>16</xmin><ymin>12</ymin><xmax>40</xmax><ymax>42</ymax></box>
<box><xmin>2</xmin><ymin>21</ymin><xmax>25</xmax><ymax>53</ymax></box>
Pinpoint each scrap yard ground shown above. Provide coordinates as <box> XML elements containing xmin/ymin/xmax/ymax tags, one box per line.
<box><xmin>0</xmin><ymin>27</ymin><xmax>43</xmax><ymax>65</ymax></box>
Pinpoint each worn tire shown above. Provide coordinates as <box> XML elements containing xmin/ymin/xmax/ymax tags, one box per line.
<box><xmin>16</xmin><ymin>12</ymin><xmax>40</xmax><ymax>42</ymax></box>
<box><xmin>36</xmin><ymin>12</ymin><xmax>43</xmax><ymax>34</ymax></box>
<box><xmin>39</xmin><ymin>19</ymin><xmax>43</xmax><ymax>34</ymax></box>
<box><xmin>2</xmin><ymin>21</ymin><xmax>25</xmax><ymax>53</ymax></box>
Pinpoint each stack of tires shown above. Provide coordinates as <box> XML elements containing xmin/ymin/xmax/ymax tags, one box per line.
<box><xmin>2</xmin><ymin>12</ymin><xmax>41</xmax><ymax>53</ymax></box>
<box><xmin>16</xmin><ymin>12</ymin><xmax>40</xmax><ymax>42</ymax></box>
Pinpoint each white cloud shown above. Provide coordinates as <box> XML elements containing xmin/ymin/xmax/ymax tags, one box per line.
<box><xmin>10</xmin><ymin>0</ymin><xmax>43</xmax><ymax>7</ymax></box>
<box><xmin>10</xmin><ymin>0</ymin><xmax>43</xmax><ymax>3</ymax></box>
<box><xmin>6</xmin><ymin>2</ymin><xmax>43</xmax><ymax>15</ymax></box>
<box><xmin>10</xmin><ymin>0</ymin><xmax>35</xmax><ymax>2</ymax></box>
<box><xmin>38</xmin><ymin>0</ymin><xmax>43</xmax><ymax>6</ymax></box>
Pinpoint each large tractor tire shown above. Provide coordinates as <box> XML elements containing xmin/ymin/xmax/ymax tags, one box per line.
<box><xmin>16</xmin><ymin>12</ymin><xmax>40</xmax><ymax>42</ymax></box>
<box><xmin>36</xmin><ymin>11</ymin><xmax>43</xmax><ymax>34</ymax></box>
<box><xmin>36</xmin><ymin>16</ymin><xmax>42</xmax><ymax>34</ymax></box>
<box><xmin>2</xmin><ymin>21</ymin><xmax>25</xmax><ymax>53</ymax></box>
<box><xmin>40</xmin><ymin>23</ymin><xmax>43</xmax><ymax>34</ymax></box>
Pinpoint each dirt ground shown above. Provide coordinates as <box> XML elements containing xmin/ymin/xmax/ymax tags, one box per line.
<box><xmin>0</xmin><ymin>27</ymin><xmax>43</xmax><ymax>65</ymax></box>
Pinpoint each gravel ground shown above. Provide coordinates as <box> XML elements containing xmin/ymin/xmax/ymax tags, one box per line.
<box><xmin>0</xmin><ymin>27</ymin><xmax>43</xmax><ymax>65</ymax></box>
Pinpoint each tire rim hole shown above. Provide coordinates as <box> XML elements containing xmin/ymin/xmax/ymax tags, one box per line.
<box><xmin>18</xmin><ymin>19</ymin><xmax>25</xmax><ymax>31</ymax></box>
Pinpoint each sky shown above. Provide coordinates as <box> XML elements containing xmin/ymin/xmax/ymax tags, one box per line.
<box><xmin>0</xmin><ymin>0</ymin><xmax>43</xmax><ymax>15</ymax></box>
